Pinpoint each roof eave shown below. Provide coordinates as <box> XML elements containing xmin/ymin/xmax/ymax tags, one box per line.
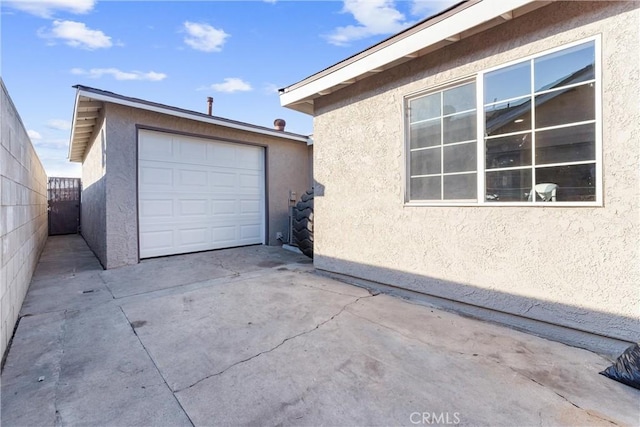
<box><xmin>68</xmin><ymin>86</ymin><xmax>310</xmax><ymax>162</ymax></box>
<box><xmin>280</xmin><ymin>0</ymin><xmax>549</xmax><ymax>114</ymax></box>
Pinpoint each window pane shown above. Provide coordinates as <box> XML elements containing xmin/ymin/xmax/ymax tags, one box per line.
<box><xmin>484</xmin><ymin>61</ymin><xmax>531</xmax><ymax>104</ymax></box>
<box><xmin>444</xmin><ymin>142</ymin><xmax>476</xmax><ymax>173</ymax></box>
<box><xmin>443</xmin><ymin>111</ymin><xmax>476</xmax><ymax>144</ymax></box>
<box><xmin>485</xmin><ymin>133</ymin><xmax>531</xmax><ymax>169</ymax></box>
<box><xmin>444</xmin><ymin>174</ymin><xmax>476</xmax><ymax>200</ymax></box>
<box><xmin>535</xmin><ymin>83</ymin><xmax>595</xmax><ymax>128</ymax></box>
<box><xmin>485</xmin><ymin>169</ymin><xmax>532</xmax><ymax>202</ymax></box>
<box><xmin>444</xmin><ymin>83</ymin><xmax>476</xmax><ymax>113</ymax></box>
<box><xmin>411</xmin><ymin>176</ymin><xmax>441</xmax><ymax>200</ymax></box>
<box><xmin>410</xmin><ymin>148</ymin><xmax>441</xmax><ymax>176</ymax></box>
<box><xmin>535</xmin><ymin>164</ymin><xmax>596</xmax><ymax>202</ymax></box>
<box><xmin>410</xmin><ymin>119</ymin><xmax>441</xmax><ymax>149</ymax></box>
<box><xmin>535</xmin><ymin>42</ymin><xmax>595</xmax><ymax>92</ymax></box>
<box><xmin>485</xmin><ymin>97</ymin><xmax>531</xmax><ymax>137</ymax></box>
<box><xmin>536</xmin><ymin>123</ymin><xmax>595</xmax><ymax>165</ymax></box>
<box><xmin>410</xmin><ymin>93</ymin><xmax>440</xmax><ymax>122</ymax></box>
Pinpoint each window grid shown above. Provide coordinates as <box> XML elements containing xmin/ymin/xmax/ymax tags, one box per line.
<box><xmin>407</xmin><ymin>81</ymin><xmax>477</xmax><ymax>200</ymax></box>
<box><xmin>406</xmin><ymin>37</ymin><xmax>600</xmax><ymax>206</ymax></box>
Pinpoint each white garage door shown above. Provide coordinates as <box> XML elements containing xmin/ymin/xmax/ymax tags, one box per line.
<box><xmin>138</xmin><ymin>130</ymin><xmax>265</xmax><ymax>259</ymax></box>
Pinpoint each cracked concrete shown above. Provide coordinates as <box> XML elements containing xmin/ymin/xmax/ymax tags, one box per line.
<box><xmin>2</xmin><ymin>235</ymin><xmax>639</xmax><ymax>426</ymax></box>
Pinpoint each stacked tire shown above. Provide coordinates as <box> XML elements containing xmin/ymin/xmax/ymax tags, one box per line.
<box><xmin>292</xmin><ymin>189</ymin><xmax>314</xmax><ymax>258</ymax></box>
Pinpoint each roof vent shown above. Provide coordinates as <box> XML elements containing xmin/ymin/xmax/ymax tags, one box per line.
<box><xmin>207</xmin><ymin>97</ymin><xmax>213</xmax><ymax>115</ymax></box>
<box><xmin>274</xmin><ymin>118</ymin><xmax>286</xmax><ymax>131</ymax></box>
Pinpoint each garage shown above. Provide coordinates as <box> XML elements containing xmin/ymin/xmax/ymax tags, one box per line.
<box><xmin>137</xmin><ymin>130</ymin><xmax>265</xmax><ymax>258</ymax></box>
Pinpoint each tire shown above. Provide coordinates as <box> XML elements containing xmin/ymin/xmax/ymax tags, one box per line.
<box><xmin>292</xmin><ymin>189</ymin><xmax>314</xmax><ymax>258</ymax></box>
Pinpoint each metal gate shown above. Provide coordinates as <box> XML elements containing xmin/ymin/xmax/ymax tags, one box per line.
<box><xmin>48</xmin><ymin>177</ymin><xmax>81</xmax><ymax>236</ymax></box>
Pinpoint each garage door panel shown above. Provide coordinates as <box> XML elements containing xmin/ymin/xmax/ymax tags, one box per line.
<box><xmin>139</xmin><ymin>133</ymin><xmax>173</xmax><ymax>159</ymax></box>
<box><xmin>236</xmin><ymin>145</ymin><xmax>263</xmax><ymax>169</ymax></box>
<box><xmin>212</xmin><ymin>200</ymin><xmax>237</xmax><ymax>216</ymax></box>
<box><xmin>212</xmin><ymin>226</ymin><xmax>237</xmax><ymax>243</ymax></box>
<box><xmin>240</xmin><ymin>200</ymin><xmax>260</xmax><ymax>214</ymax></box>
<box><xmin>178</xmin><ymin>228</ymin><xmax>209</xmax><ymax>246</ymax></box>
<box><xmin>138</xmin><ymin>130</ymin><xmax>265</xmax><ymax>258</ymax></box>
<box><xmin>180</xmin><ymin>139</ymin><xmax>207</xmax><ymax>162</ymax></box>
<box><xmin>140</xmin><ymin>230</ymin><xmax>174</xmax><ymax>252</ymax></box>
<box><xmin>239</xmin><ymin>173</ymin><xmax>262</xmax><ymax>191</ymax></box>
<box><xmin>179</xmin><ymin>169</ymin><xmax>208</xmax><ymax>187</ymax></box>
<box><xmin>139</xmin><ymin>199</ymin><xmax>174</xmax><ymax>218</ymax></box>
<box><xmin>240</xmin><ymin>224</ymin><xmax>261</xmax><ymax>240</ymax></box>
<box><xmin>140</xmin><ymin>166</ymin><xmax>173</xmax><ymax>186</ymax></box>
<box><xmin>210</xmin><ymin>172</ymin><xmax>237</xmax><ymax>189</ymax></box>
<box><xmin>178</xmin><ymin>199</ymin><xmax>208</xmax><ymax>216</ymax></box>
<box><xmin>208</xmin><ymin>144</ymin><xmax>236</xmax><ymax>167</ymax></box>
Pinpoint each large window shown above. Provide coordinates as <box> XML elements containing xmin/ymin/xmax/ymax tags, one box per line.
<box><xmin>406</xmin><ymin>39</ymin><xmax>599</xmax><ymax>205</ymax></box>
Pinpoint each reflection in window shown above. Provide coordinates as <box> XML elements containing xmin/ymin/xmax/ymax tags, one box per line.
<box><xmin>486</xmin><ymin>169</ymin><xmax>532</xmax><ymax>202</ymax></box>
<box><xmin>483</xmin><ymin>40</ymin><xmax>596</xmax><ymax>203</ymax></box>
<box><xmin>410</xmin><ymin>119</ymin><xmax>441</xmax><ymax>149</ymax></box>
<box><xmin>485</xmin><ymin>97</ymin><xmax>531</xmax><ymax>137</ymax></box>
<box><xmin>410</xmin><ymin>93</ymin><xmax>441</xmax><ymax>122</ymax></box>
<box><xmin>486</xmin><ymin>133</ymin><xmax>532</xmax><ymax>169</ymax></box>
<box><xmin>536</xmin><ymin>123</ymin><xmax>595</xmax><ymax>165</ymax></box>
<box><xmin>443</xmin><ymin>111</ymin><xmax>476</xmax><ymax>144</ymax></box>
<box><xmin>484</xmin><ymin>61</ymin><xmax>531</xmax><ymax>104</ymax></box>
<box><xmin>535</xmin><ymin>42</ymin><xmax>595</xmax><ymax>91</ymax></box>
<box><xmin>408</xmin><ymin>82</ymin><xmax>477</xmax><ymax>201</ymax></box>
<box><xmin>406</xmin><ymin>39</ymin><xmax>598</xmax><ymax>204</ymax></box>
<box><xmin>536</xmin><ymin>164</ymin><xmax>596</xmax><ymax>201</ymax></box>
<box><xmin>535</xmin><ymin>83</ymin><xmax>595</xmax><ymax>128</ymax></box>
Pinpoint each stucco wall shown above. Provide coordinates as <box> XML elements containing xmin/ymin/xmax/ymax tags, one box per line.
<box><xmin>99</xmin><ymin>104</ymin><xmax>310</xmax><ymax>269</ymax></box>
<box><xmin>312</xmin><ymin>2</ymin><xmax>639</xmax><ymax>349</ymax></box>
<box><xmin>0</xmin><ymin>80</ymin><xmax>48</xmax><ymax>359</ymax></box>
<box><xmin>80</xmin><ymin>112</ymin><xmax>107</xmax><ymax>267</ymax></box>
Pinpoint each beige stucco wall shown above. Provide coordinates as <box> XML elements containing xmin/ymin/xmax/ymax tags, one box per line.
<box><xmin>80</xmin><ymin>112</ymin><xmax>107</xmax><ymax>267</ymax></box>
<box><xmin>94</xmin><ymin>104</ymin><xmax>310</xmax><ymax>269</ymax></box>
<box><xmin>312</xmin><ymin>1</ymin><xmax>639</xmax><ymax>350</ymax></box>
<box><xmin>1</xmin><ymin>80</ymin><xmax>48</xmax><ymax>359</ymax></box>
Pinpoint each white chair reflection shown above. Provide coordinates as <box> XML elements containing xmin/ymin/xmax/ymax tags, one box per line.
<box><xmin>528</xmin><ymin>183</ymin><xmax>558</xmax><ymax>202</ymax></box>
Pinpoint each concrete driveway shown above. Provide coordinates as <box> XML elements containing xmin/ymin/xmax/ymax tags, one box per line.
<box><xmin>2</xmin><ymin>235</ymin><xmax>638</xmax><ymax>426</ymax></box>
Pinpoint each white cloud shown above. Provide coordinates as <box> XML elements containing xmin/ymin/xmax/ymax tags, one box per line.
<box><xmin>39</xmin><ymin>20</ymin><xmax>112</xmax><ymax>50</ymax></box>
<box><xmin>27</xmin><ymin>130</ymin><xmax>42</xmax><ymax>140</ymax></box>
<box><xmin>203</xmin><ymin>78</ymin><xmax>253</xmax><ymax>93</ymax></box>
<box><xmin>71</xmin><ymin>68</ymin><xmax>167</xmax><ymax>81</ymax></box>
<box><xmin>46</xmin><ymin>119</ymin><xmax>72</xmax><ymax>131</ymax></box>
<box><xmin>410</xmin><ymin>0</ymin><xmax>460</xmax><ymax>17</ymax></box>
<box><xmin>183</xmin><ymin>21</ymin><xmax>229</xmax><ymax>52</ymax></box>
<box><xmin>326</xmin><ymin>0</ymin><xmax>414</xmax><ymax>46</ymax></box>
<box><xmin>4</xmin><ymin>0</ymin><xmax>95</xmax><ymax>18</ymax></box>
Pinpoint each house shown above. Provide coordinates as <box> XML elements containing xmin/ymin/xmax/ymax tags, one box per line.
<box><xmin>69</xmin><ymin>86</ymin><xmax>312</xmax><ymax>269</ymax></box>
<box><xmin>280</xmin><ymin>0</ymin><xmax>639</xmax><ymax>355</ymax></box>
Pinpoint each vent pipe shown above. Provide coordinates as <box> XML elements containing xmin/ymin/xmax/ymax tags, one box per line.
<box><xmin>274</xmin><ymin>118</ymin><xmax>286</xmax><ymax>131</ymax></box>
<box><xmin>207</xmin><ymin>97</ymin><xmax>213</xmax><ymax>115</ymax></box>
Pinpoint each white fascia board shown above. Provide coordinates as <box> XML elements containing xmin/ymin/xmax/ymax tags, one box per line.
<box><xmin>77</xmin><ymin>89</ymin><xmax>309</xmax><ymax>143</ymax></box>
<box><xmin>280</xmin><ymin>0</ymin><xmax>536</xmax><ymax>108</ymax></box>
<box><xmin>68</xmin><ymin>90</ymin><xmax>83</xmax><ymax>160</ymax></box>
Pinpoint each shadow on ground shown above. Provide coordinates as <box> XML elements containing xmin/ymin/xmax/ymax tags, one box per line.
<box><xmin>2</xmin><ymin>235</ymin><xmax>638</xmax><ymax>426</ymax></box>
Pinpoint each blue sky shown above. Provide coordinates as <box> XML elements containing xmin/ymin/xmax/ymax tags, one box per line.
<box><xmin>2</xmin><ymin>0</ymin><xmax>457</xmax><ymax>177</ymax></box>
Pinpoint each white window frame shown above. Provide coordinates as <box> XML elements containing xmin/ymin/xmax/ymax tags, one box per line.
<box><xmin>404</xmin><ymin>35</ymin><xmax>602</xmax><ymax>207</ymax></box>
<box><xmin>406</xmin><ymin>79</ymin><xmax>478</xmax><ymax>202</ymax></box>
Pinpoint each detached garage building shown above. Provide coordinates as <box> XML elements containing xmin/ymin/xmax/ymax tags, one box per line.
<box><xmin>69</xmin><ymin>85</ymin><xmax>311</xmax><ymax>269</ymax></box>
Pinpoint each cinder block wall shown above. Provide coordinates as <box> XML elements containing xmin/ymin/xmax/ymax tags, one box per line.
<box><xmin>0</xmin><ymin>80</ymin><xmax>48</xmax><ymax>359</ymax></box>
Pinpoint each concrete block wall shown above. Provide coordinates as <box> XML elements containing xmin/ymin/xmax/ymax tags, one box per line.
<box><xmin>1</xmin><ymin>79</ymin><xmax>48</xmax><ymax>359</ymax></box>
